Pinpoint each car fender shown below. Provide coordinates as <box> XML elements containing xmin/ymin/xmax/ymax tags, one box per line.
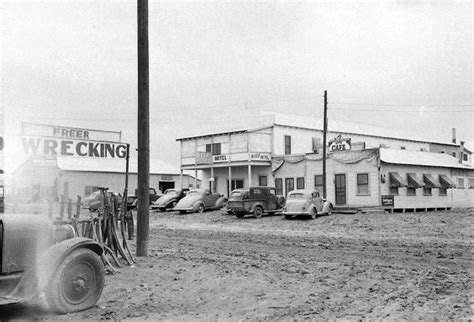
<box><xmin>321</xmin><ymin>201</ymin><xmax>332</xmax><ymax>214</ymax></box>
<box><xmin>215</xmin><ymin>196</ymin><xmax>227</xmax><ymax>208</ymax></box>
<box><xmin>10</xmin><ymin>237</ymin><xmax>103</xmax><ymax>301</ymax></box>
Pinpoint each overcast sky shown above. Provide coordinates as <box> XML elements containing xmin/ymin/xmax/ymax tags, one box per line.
<box><xmin>1</xmin><ymin>0</ymin><xmax>473</xmax><ymax>166</ymax></box>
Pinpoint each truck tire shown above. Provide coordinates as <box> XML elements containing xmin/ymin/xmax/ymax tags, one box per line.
<box><xmin>235</xmin><ymin>213</ymin><xmax>245</xmax><ymax>218</ymax></box>
<box><xmin>45</xmin><ymin>248</ymin><xmax>105</xmax><ymax>314</ymax></box>
<box><xmin>254</xmin><ymin>206</ymin><xmax>263</xmax><ymax>219</ymax></box>
<box><xmin>277</xmin><ymin>196</ymin><xmax>286</xmax><ymax>208</ymax></box>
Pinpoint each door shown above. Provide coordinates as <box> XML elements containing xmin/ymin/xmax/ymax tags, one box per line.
<box><xmin>285</xmin><ymin>178</ymin><xmax>294</xmax><ymax>198</ymax></box>
<box><xmin>334</xmin><ymin>174</ymin><xmax>346</xmax><ymax>205</ymax></box>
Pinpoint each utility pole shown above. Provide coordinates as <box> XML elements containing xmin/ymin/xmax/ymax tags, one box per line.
<box><xmin>137</xmin><ymin>0</ymin><xmax>149</xmax><ymax>257</ymax></box>
<box><xmin>322</xmin><ymin>90</ymin><xmax>328</xmax><ymax>199</ymax></box>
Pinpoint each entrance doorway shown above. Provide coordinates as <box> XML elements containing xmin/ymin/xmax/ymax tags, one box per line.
<box><xmin>159</xmin><ymin>181</ymin><xmax>175</xmax><ymax>193</ymax></box>
<box><xmin>334</xmin><ymin>174</ymin><xmax>346</xmax><ymax>205</ymax></box>
<box><xmin>227</xmin><ymin>179</ymin><xmax>244</xmax><ymax>197</ymax></box>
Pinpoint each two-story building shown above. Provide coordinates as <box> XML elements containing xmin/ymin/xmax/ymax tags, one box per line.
<box><xmin>177</xmin><ymin>112</ymin><xmax>473</xmax><ymax>210</ymax></box>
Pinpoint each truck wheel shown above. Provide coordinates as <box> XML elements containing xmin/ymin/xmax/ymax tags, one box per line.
<box><xmin>254</xmin><ymin>206</ymin><xmax>263</xmax><ymax>219</ymax></box>
<box><xmin>284</xmin><ymin>215</ymin><xmax>293</xmax><ymax>220</ymax></box>
<box><xmin>311</xmin><ymin>208</ymin><xmax>317</xmax><ymax>219</ymax></box>
<box><xmin>235</xmin><ymin>213</ymin><xmax>245</xmax><ymax>218</ymax></box>
<box><xmin>45</xmin><ymin>248</ymin><xmax>105</xmax><ymax>314</ymax></box>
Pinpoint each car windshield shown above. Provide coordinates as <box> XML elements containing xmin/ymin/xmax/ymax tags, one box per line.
<box><xmin>165</xmin><ymin>189</ymin><xmax>178</xmax><ymax>195</ymax></box>
<box><xmin>289</xmin><ymin>193</ymin><xmax>305</xmax><ymax>199</ymax></box>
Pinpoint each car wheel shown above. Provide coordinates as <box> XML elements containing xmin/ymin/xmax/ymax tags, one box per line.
<box><xmin>328</xmin><ymin>203</ymin><xmax>333</xmax><ymax>215</ymax></box>
<box><xmin>235</xmin><ymin>213</ymin><xmax>245</xmax><ymax>218</ymax></box>
<box><xmin>284</xmin><ymin>215</ymin><xmax>293</xmax><ymax>220</ymax></box>
<box><xmin>179</xmin><ymin>210</ymin><xmax>186</xmax><ymax>214</ymax></box>
<box><xmin>159</xmin><ymin>207</ymin><xmax>166</xmax><ymax>212</ymax></box>
<box><xmin>311</xmin><ymin>208</ymin><xmax>317</xmax><ymax>219</ymax></box>
<box><xmin>197</xmin><ymin>204</ymin><xmax>205</xmax><ymax>214</ymax></box>
<box><xmin>45</xmin><ymin>248</ymin><xmax>105</xmax><ymax>314</ymax></box>
<box><xmin>254</xmin><ymin>206</ymin><xmax>263</xmax><ymax>219</ymax></box>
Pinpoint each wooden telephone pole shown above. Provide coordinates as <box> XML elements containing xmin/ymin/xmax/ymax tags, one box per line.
<box><xmin>137</xmin><ymin>0</ymin><xmax>149</xmax><ymax>257</ymax></box>
<box><xmin>322</xmin><ymin>90</ymin><xmax>328</xmax><ymax>199</ymax></box>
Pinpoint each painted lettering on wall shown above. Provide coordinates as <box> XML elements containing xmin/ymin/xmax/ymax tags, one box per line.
<box><xmin>21</xmin><ymin>137</ymin><xmax>127</xmax><ymax>158</ymax></box>
<box><xmin>213</xmin><ymin>155</ymin><xmax>228</xmax><ymax>163</ymax></box>
<box><xmin>250</xmin><ymin>153</ymin><xmax>271</xmax><ymax>161</ymax></box>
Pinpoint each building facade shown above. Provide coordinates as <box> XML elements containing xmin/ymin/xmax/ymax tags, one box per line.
<box><xmin>178</xmin><ymin>113</ymin><xmax>473</xmax><ymax>209</ymax></box>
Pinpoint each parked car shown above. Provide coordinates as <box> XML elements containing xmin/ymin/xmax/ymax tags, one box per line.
<box><xmin>152</xmin><ymin>188</ymin><xmax>189</xmax><ymax>211</ymax></box>
<box><xmin>173</xmin><ymin>189</ymin><xmax>227</xmax><ymax>214</ymax></box>
<box><xmin>0</xmin><ymin>213</ymin><xmax>105</xmax><ymax>313</ymax></box>
<box><xmin>226</xmin><ymin>189</ymin><xmax>250</xmax><ymax>215</ymax></box>
<box><xmin>227</xmin><ymin>186</ymin><xmax>285</xmax><ymax>218</ymax></box>
<box><xmin>283</xmin><ymin>189</ymin><xmax>333</xmax><ymax>220</ymax></box>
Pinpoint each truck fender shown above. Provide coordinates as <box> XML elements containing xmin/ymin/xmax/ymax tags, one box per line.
<box><xmin>250</xmin><ymin>202</ymin><xmax>263</xmax><ymax>213</ymax></box>
<box><xmin>10</xmin><ymin>237</ymin><xmax>103</xmax><ymax>301</ymax></box>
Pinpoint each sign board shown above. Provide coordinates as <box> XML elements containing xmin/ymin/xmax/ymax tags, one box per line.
<box><xmin>250</xmin><ymin>153</ymin><xmax>271</xmax><ymax>161</ymax></box>
<box><xmin>22</xmin><ymin>122</ymin><xmax>121</xmax><ymax>142</ymax></box>
<box><xmin>20</xmin><ymin>123</ymin><xmax>127</xmax><ymax>159</ymax></box>
<box><xmin>196</xmin><ymin>152</ymin><xmax>212</xmax><ymax>165</ymax></box>
<box><xmin>328</xmin><ymin>134</ymin><xmax>351</xmax><ymax>152</ymax></box>
<box><xmin>213</xmin><ymin>155</ymin><xmax>228</xmax><ymax>163</ymax></box>
<box><xmin>381</xmin><ymin>195</ymin><xmax>394</xmax><ymax>207</ymax></box>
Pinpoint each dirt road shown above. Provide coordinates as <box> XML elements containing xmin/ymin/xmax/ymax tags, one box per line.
<box><xmin>3</xmin><ymin>209</ymin><xmax>473</xmax><ymax>320</ymax></box>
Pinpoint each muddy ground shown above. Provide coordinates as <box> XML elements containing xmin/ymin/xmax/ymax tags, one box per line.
<box><xmin>2</xmin><ymin>208</ymin><xmax>473</xmax><ymax>320</ymax></box>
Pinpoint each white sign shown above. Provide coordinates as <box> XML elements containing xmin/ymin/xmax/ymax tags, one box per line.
<box><xmin>22</xmin><ymin>122</ymin><xmax>122</xmax><ymax>142</ymax></box>
<box><xmin>213</xmin><ymin>155</ymin><xmax>228</xmax><ymax>163</ymax></box>
<box><xmin>328</xmin><ymin>135</ymin><xmax>351</xmax><ymax>152</ymax></box>
<box><xmin>250</xmin><ymin>153</ymin><xmax>271</xmax><ymax>161</ymax></box>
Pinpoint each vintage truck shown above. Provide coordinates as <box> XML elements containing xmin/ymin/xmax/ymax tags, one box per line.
<box><xmin>0</xmin><ymin>213</ymin><xmax>105</xmax><ymax>314</ymax></box>
<box><xmin>227</xmin><ymin>186</ymin><xmax>285</xmax><ymax>218</ymax></box>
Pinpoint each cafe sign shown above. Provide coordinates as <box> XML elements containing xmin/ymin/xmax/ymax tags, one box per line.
<box><xmin>328</xmin><ymin>134</ymin><xmax>351</xmax><ymax>152</ymax></box>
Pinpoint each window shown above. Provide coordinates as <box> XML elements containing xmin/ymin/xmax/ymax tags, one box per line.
<box><xmin>297</xmin><ymin>177</ymin><xmax>305</xmax><ymax>189</ymax></box>
<box><xmin>275</xmin><ymin>178</ymin><xmax>283</xmax><ymax>196</ymax></box>
<box><xmin>209</xmin><ymin>177</ymin><xmax>218</xmax><ymax>193</ymax></box>
<box><xmin>206</xmin><ymin>143</ymin><xmax>221</xmax><ymax>155</ymax></box>
<box><xmin>463</xmin><ymin>154</ymin><xmax>468</xmax><ymax>161</ymax></box>
<box><xmin>389</xmin><ymin>186</ymin><xmax>399</xmax><ymax>196</ymax></box>
<box><xmin>470</xmin><ymin>178</ymin><xmax>474</xmax><ymax>189</ymax></box>
<box><xmin>407</xmin><ymin>187</ymin><xmax>416</xmax><ymax>196</ymax></box>
<box><xmin>357</xmin><ymin>173</ymin><xmax>369</xmax><ymax>195</ymax></box>
<box><xmin>314</xmin><ymin>175</ymin><xmax>323</xmax><ymax>195</ymax></box>
<box><xmin>457</xmin><ymin>177</ymin><xmax>465</xmax><ymax>188</ymax></box>
<box><xmin>230</xmin><ymin>179</ymin><xmax>244</xmax><ymax>190</ymax></box>
<box><xmin>440</xmin><ymin>150</ymin><xmax>445</xmax><ymax>154</ymax></box>
<box><xmin>423</xmin><ymin>187</ymin><xmax>432</xmax><ymax>196</ymax></box>
<box><xmin>85</xmin><ymin>186</ymin><xmax>98</xmax><ymax>196</ymax></box>
<box><xmin>285</xmin><ymin>178</ymin><xmax>294</xmax><ymax>197</ymax></box>
<box><xmin>258</xmin><ymin>176</ymin><xmax>267</xmax><ymax>186</ymax></box>
<box><xmin>400</xmin><ymin>146</ymin><xmax>406</xmax><ymax>150</ymax></box>
<box><xmin>439</xmin><ymin>187</ymin><xmax>447</xmax><ymax>196</ymax></box>
<box><xmin>284</xmin><ymin>135</ymin><xmax>291</xmax><ymax>155</ymax></box>
<box><xmin>452</xmin><ymin>152</ymin><xmax>457</xmax><ymax>158</ymax></box>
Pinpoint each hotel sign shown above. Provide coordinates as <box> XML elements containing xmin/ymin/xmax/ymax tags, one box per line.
<box><xmin>250</xmin><ymin>153</ymin><xmax>271</xmax><ymax>161</ymax></box>
<box><xmin>328</xmin><ymin>135</ymin><xmax>351</xmax><ymax>152</ymax></box>
<box><xmin>213</xmin><ymin>155</ymin><xmax>228</xmax><ymax>163</ymax></box>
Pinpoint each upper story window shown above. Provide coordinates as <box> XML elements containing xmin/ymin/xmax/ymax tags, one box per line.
<box><xmin>463</xmin><ymin>154</ymin><xmax>468</xmax><ymax>161</ymax></box>
<box><xmin>206</xmin><ymin>143</ymin><xmax>221</xmax><ymax>155</ymax></box>
<box><xmin>284</xmin><ymin>135</ymin><xmax>291</xmax><ymax>155</ymax></box>
<box><xmin>452</xmin><ymin>152</ymin><xmax>457</xmax><ymax>158</ymax></box>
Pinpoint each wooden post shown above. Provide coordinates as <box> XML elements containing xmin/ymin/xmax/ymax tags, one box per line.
<box><xmin>59</xmin><ymin>195</ymin><xmax>65</xmax><ymax>219</ymax></box>
<box><xmin>76</xmin><ymin>195</ymin><xmax>81</xmax><ymax>218</ymax></box>
<box><xmin>67</xmin><ymin>198</ymin><xmax>73</xmax><ymax>219</ymax></box>
<box><xmin>322</xmin><ymin>90</ymin><xmax>328</xmax><ymax>199</ymax></box>
<box><xmin>137</xmin><ymin>0</ymin><xmax>149</xmax><ymax>257</ymax></box>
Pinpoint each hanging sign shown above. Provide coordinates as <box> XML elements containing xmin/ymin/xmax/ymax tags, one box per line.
<box><xmin>328</xmin><ymin>135</ymin><xmax>351</xmax><ymax>152</ymax></box>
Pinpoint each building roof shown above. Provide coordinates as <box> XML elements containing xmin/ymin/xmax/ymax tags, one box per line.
<box><xmin>379</xmin><ymin>148</ymin><xmax>472</xmax><ymax>169</ymax></box>
<box><xmin>56</xmin><ymin>157</ymin><xmax>181</xmax><ymax>175</ymax></box>
<box><xmin>266</xmin><ymin>112</ymin><xmax>457</xmax><ymax>146</ymax></box>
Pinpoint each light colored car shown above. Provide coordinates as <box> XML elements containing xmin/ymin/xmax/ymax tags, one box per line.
<box><xmin>173</xmin><ymin>189</ymin><xmax>227</xmax><ymax>214</ymax></box>
<box><xmin>283</xmin><ymin>189</ymin><xmax>332</xmax><ymax>220</ymax></box>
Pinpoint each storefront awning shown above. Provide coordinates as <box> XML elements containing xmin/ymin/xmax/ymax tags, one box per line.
<box><xmin>407</xmin><ymin>173</ymin><xmax>425</xmax><ymax>188</ymax></box>
<box><xmin>439</xmin><ymin>174</ymin><xmax>456</xmax><ymax>188</ymax></box>
<box><xmin>389</xmin><ymin>172</ymin><xmax>408</xmax><ymax>187</ymax></box>
<box><xmin>423</xmin><ymin>174</ymin><xmax>441</xmax><ymax>188</ymax></box>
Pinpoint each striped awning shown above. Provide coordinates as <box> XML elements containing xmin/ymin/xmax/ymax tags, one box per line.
<box><xmin>407</xmin><ymin>173</ymin><xmax>425</xmax><ymax>188</ymax></box>
<box><xmin>439</xmin><ymin>174</ymin><xmax>456</xmax><ymax>188</ymax></box>
<box><xmin>423</xmin><ymin>174</ymin><xmax>441</xmax><ymax>188</ymax></box>
<box><xmin>389</xmin><ymin>172</ymin><xmax>408</xmax><ymax>187</ymax></box>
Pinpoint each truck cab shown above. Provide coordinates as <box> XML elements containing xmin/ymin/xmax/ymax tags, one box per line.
<box><xmin>227</xmin><ymin>186</ymin><xmax>285</xmax><ymax>218</ymax></box>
